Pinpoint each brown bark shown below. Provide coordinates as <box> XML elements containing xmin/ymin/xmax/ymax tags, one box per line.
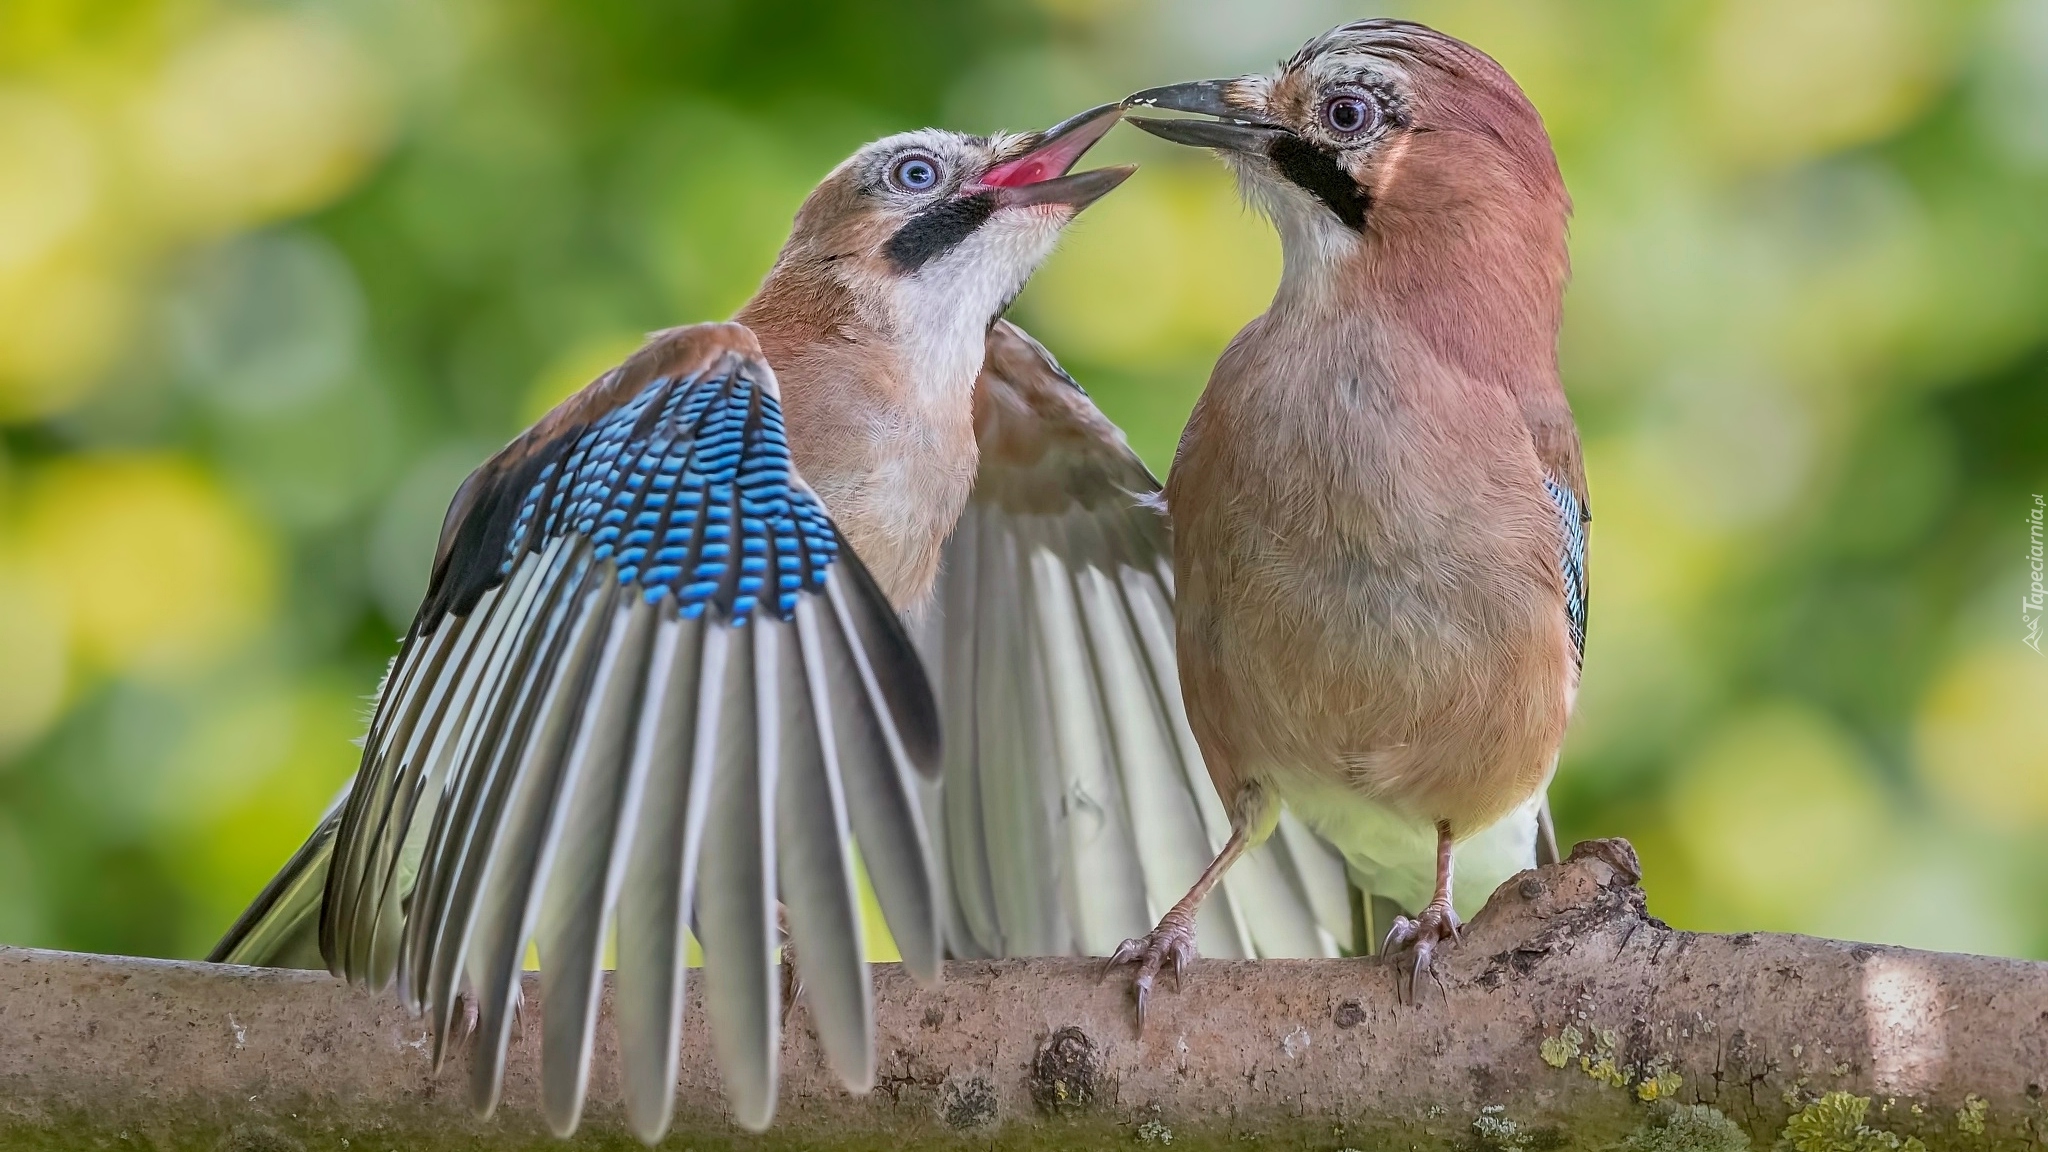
<box><xmin>2</xmin><ymin>840</ymin><xmax>2042</xmax><ymax>1150</ymax></box>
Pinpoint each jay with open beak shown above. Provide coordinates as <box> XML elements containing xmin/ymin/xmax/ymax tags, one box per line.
<box><xmin>1108</xmin><ymin>20</ymin><xmax>1587</xmax><ymax>1014</ymax></box>
<box><xmin>207</xmin><ymin>108</ymin><xmax>1172</xmax><ymax>1141</ymax></box>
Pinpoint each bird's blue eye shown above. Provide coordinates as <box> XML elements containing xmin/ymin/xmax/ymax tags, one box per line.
<box><xmin>891</xmin><ymin>154</ymin><xmax>940</xmax><ymax>191</ymax></box>
<box><xmin>1322</xmin><ymin>95</ymin><xmax>1376</xmax><ymax>136</ymax></box>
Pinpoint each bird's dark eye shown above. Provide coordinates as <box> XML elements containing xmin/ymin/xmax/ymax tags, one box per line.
<box><xmin>890</xmin><ymin>153</ymin><xmax>941</xmax><ymax>191</ymax></box>
<box><xmin>1321</xmin><ymin>95</ymin><xmax>1376</xmax><ymax>137</ymax></box>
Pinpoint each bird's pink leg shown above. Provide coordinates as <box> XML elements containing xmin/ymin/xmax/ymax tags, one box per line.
<box><xmin>1382</xmin><ymin>820</ymin><xmax>1460</xmax><ymax>1004</ymax></box>
<box><xmin>1104</xmin><ymin>821</ymin><xmax>1253</xmax><ymax>1031</ymax></box>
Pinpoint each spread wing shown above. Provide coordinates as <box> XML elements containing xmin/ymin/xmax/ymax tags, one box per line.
<box><xmin>912</xmin><ymin>321</ymin><xmax>1355</xmax><ymax>961</ymax></box>
<box><xmin>318</xmin><ymin>323</ymin><xmax>940</xmax><ymax>1142</ymax></box>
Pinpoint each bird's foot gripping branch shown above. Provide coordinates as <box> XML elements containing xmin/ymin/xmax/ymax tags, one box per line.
<box><xmin>4</xmin><ymin>840</ymin><xmax>2044</xmax><ymax>1151</ymax></box>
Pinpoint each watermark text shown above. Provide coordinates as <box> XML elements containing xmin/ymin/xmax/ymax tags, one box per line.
<box><xmin>2026</xmin><ymin>494</ymin><xmax>2044</xmax><ymax>653</ymax></box>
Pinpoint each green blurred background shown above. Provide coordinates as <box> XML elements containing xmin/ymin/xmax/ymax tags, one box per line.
<box><xmin>1</xmin><ymin>0</ymin><xmax>2045</xmax><ymax>964</ymax></box>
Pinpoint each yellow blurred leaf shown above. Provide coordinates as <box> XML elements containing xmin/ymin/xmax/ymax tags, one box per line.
<box><xmin>0</xmin><ymin>86</ymin><xmax>98</xmax><ymax>274</ymax></box>
<box><xmin>1579</xmin><ymin>437</ymin><xmax>1734</xmax><ymax>617</ymax></box>
<box><xmin>127</xmin><ymin>13</ymin><xmax>390</xmax><ymax>234</ymax></box>
<box><xmin>0</xmin><ymin>250</ymin><xmax>129</xmax><ymax>420</ymax></box>
<box><xmin>1021</xmin><ymin>177</ymin><xmax>1183</xmax><ymax>361</ymax></box>
<box><xmin>1166</xmin><ymin>173</ymin><xmax>1281</xmax><ymax>342</ymax></box>
<box><xmin>1666</xmin><ymin>701</ymin><xmax>1891</xmax><ymax>931</ymax></box>
<box><xmin>1696</xmin><ymin>0</ymin><xmax>1954</xmax><ymax>169</ymax></box>
<box><xmin>21</xmin><ymin>455</ymin><xmax>275</xmax><ymax>673</ymax></box>
<box><xmin>1915</xmin><ymin>645</ymin><xmax>2048</xmax><ymax>831</ymax></box>
<box><xmin>0</xmin><ymin>561</ymin><xmax>68</xmax><ymax>757</ymax></box>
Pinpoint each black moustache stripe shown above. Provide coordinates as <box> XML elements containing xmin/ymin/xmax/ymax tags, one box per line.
<box><xmin>1270</xmin><ymin>136</ymin><xmax>1369</xmax><ymax>231</ymax></box>
<box><xmin>885</xmin><ymin>192</ymin><xmax>999</xmax><ymax>273</ymax></box>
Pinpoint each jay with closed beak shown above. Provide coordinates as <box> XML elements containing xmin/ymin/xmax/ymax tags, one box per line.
<box><xmin>1109</xmin><ymin>20</ymin><xmax>1588</xmax><ymax>1013</ymax></box>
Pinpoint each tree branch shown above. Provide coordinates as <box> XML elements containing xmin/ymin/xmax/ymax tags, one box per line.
<box><xmin>3</xmin><ymin>841</ymin><xmax>2042</xmax><ymax>1150</ymax></box>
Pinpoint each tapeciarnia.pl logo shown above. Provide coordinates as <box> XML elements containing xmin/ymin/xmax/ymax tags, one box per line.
<box><xmin>2027</xmin><ymin>494</ymin><xmax>2045</xmax><ymax>653</ymax></box>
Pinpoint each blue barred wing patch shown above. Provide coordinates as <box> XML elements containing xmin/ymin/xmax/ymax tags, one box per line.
<box><xmin>1544</xmin><ymin>476</ymin><xmax>1587</xmax><ymax>665</ymax></box>
<box><xmin>501</xmin><ymin>365</ymin><xmax>838</xmax><ymax>622</ymax></box>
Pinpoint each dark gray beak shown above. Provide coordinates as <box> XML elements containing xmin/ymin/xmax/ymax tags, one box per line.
<box><xmin>992</xmin><ymin>163</ymin><xmax>1136</xmax><ymax>211</ymax></box>
<box><xmin>1124</xmin><ymin>79</ymin><xmax>1289</xmax><ymax>154</ymax></box>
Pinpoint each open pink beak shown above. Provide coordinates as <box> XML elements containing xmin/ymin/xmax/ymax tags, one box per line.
<box><xmin>973</xmin><ymin>103</ymin><xmax>1133</xmax><ymax>210</ymax></box>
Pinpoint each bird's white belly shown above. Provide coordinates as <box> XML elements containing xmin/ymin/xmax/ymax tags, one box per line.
<box><xmin>1274</xmin><ymin>767</ymin><xmax>1543</xmax><ymax>919</ymax></box>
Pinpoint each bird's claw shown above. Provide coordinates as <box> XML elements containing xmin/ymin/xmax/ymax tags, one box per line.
<box><xmin>1382</xmin><ymin>898</ymin><xmax>1460</xmax><ymax>1005</ymax></box>
<box><xmin>775</xmin><ymin>904</ymin><xmax>807</xmax><ymax>1028</ymax></box>
<box><xmin>1102</xmin><ymin>912</ymin><xmax>1199</xmax><ymax>1033</ymax></box>
<box><xmin>458</xmin><ymin>989</ymin><xmax>481</xmax><ymax>1041</ymax></box>
<box><xmin>434</xmin><ymin>984</ymin><xmax>525</xmax><ymax>1072</ymax></box>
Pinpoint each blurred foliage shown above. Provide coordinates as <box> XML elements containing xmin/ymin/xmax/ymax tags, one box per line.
<box><xmin>1</xmin><ymin>0</ymin><xmax>2046</xmax><ymax>963</ymax></box>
